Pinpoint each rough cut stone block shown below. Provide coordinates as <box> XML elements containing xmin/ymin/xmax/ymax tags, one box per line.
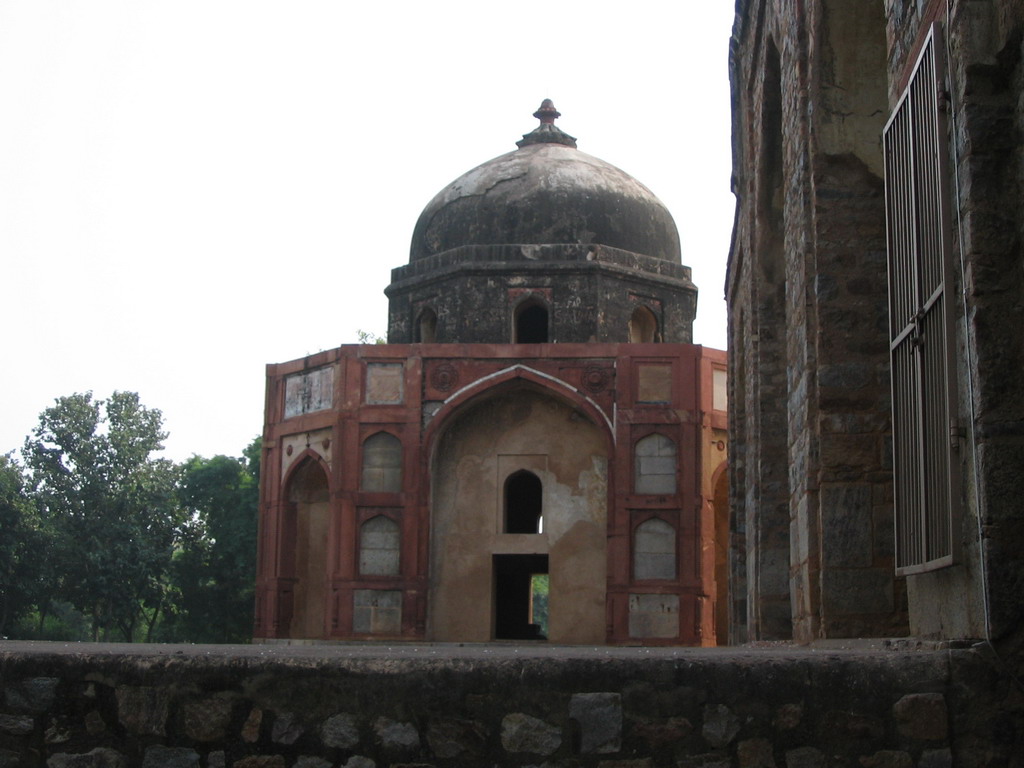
<box><xmin>341</xmin><ymin>757</ymin><xmax>375</xmax><ymax>768</ymax></box>
<box><xmin>0</xmin><ymin>749</ymin><xmax>19</xmax><ymax>768</ymax></box>
<box><xmin>321</xmin><ymin>713</ymin><xmax>360</xmax><ymax>749</ymax></box>
<box><xmin>892</xmin><ymin>693</ymin><xmax>947</xmax><ymax>740</ymax></box>
<box><xmin>858</xmin><ymin>751</ymin><xmax>913</xmax><ymax>768</ymax></box>
<box><xmin>0</xmin><ymin>715</ymin><xmax>33</xmax><ymax>736</ymax></box>
<box><xmin>5</xmin><ymin>677</ymin><xmax>58</xmax><ymax>713</ymax></box>
<box><xmin>293</xmin><ymin>758</ymin><xmax>331</xmax><ymax>768</ymax></box>
<box><xmin>45</xmin><ymin>719</ymin><xmax>70</xmax><ymax>744</ymax></box>
<box><xmin>115</xmin><ymin>686</ymin><xmax>168</xmax><ymax>737</ymax></box>
<box><xmin>500</xmin><ymin>713</ymin><xmax>561</xmax><ymax>755</ymax></box>
<box><xmin>737</xmin><ymin>738</ymin><xmax>775</xmax><ymax>768</ymax></box>
<box><xmin>207</xmin><ymin>752</ymin><xmax>225</xmax><ymax>768</ymax></box>
<box><xmin>373</xmin><ymin>717</ymin><xmax>419</xmax><ymax>753</ymax></box>
<box><xmin>183</xmin><ymin>696</ymin><xmax>233</xmax><ymax>742</ymax></box>
<box><xmin>141</xmin><ymin>745</ymin><xmax>199</xmax><ymax>768</ymax></box>
<box><xmin>241</xmin><ymin>708</ymin><xmax>262</xmax><ymax>743</ymax></box>
<box><xmin>569</xmin><ymin>692</ymin><xmax>622</xmax><ymax>754</ymax></box>
<box><xmin>426</xmin><ymin>718</ymin><xmax>487</xmax><ymax>758</ymax></box>
<box><xmin>701</xmin><ymin>704</ymin><xmax>740</xmax><ymax>749</ymax></box>
<box><xmin>84</xmin><ymin>711</ymin><xmax>105</xmax><ymax>736</ymax></box>
<box><xmin>271</xmin><ymin>712</ymin><xmax>304</xmax><ymax>745</ymax></box>
<box><xmin>784</xmin><ymin>746</ymin><xmax>825</xmax><ymax>768</ymax></box>
<box><xmin>47</xmin><ymin>748</ymin><xmax>127</xmax><ymax>768</ymax></box>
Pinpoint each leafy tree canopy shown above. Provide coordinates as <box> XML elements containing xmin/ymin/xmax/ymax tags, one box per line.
<box><xmin>22</xmin><ymin>391</ymin><xmax>182</xmax><ymax>641</ymax></box>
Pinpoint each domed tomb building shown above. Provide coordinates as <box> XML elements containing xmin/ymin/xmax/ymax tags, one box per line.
<box><xmin>255</xmin><ymin>102</ymin><xmax>728</xmax><ymax>645</ymax></box>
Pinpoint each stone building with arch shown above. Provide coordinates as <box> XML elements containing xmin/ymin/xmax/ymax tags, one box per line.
<box><xmin>254</xmin><ymin>102</ymin><xmax>728</xmax><ymax>645</ymax></box>
<box><xmin>728</xmin><ymin>0</ymin><xmax>1024</xmax><ymax>656</ymax></box>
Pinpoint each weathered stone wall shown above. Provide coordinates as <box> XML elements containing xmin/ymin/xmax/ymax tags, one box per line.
<box><xmin>385</xmin><ymin>245</ymin><xmax>697</xmax><ymax>345</ymax></box>
<box><xmin>2</xmin><ymin>643</ymin><xmax>1022</xmax><ymax>768</ymax></box>
<box><xmin>728</xmin><ymin>0</ymin><xmax>904</xmax><ymax>643</ymax></box>
<box><xmin>729</xmin><ymin>0</ymin><xmax>1024</xmax><ymax>654</ymax></box>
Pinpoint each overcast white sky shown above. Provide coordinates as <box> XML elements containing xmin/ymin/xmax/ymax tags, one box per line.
<box><xmin>1</xmin><ymin>1</ymin><xmax>736</xmax><ymax>462</ymax></box>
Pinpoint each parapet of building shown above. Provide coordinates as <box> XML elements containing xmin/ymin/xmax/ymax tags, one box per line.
<box><xmin>728</xmin><ymin>0</ymin><xmax>1024</xmax><ymax>654</ymax></box>
<box><xmin>255</xmin><ymin>103</ymin><xmax>728</xmax><ymax>645</ymax></box>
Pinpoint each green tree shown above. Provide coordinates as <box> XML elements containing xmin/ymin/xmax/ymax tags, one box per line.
<box><xmin>165</xmin><ymin>437</ymin><xmax>260</xmax><ymax>643</ymax></box>
<box><xmin>22</xmin><ymin>392</ymin><xmax>183</xmax><ymax>641</ymax></box>
<box><xmin>0</xmin><ymin>454</ymin><xmax>45</xmax><ymax>636</ymax></box>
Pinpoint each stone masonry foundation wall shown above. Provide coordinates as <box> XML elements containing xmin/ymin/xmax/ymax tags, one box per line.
<box><xmin>1</xmin><ymin>644</ymin><xmax>1022</xmax><ymax>768</ymax></box>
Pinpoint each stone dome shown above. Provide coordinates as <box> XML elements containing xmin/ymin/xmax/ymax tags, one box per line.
<box><xmin>409</xmin><ymin>100</ymin><xmax>682</xmax><ymax>264</ymax></box>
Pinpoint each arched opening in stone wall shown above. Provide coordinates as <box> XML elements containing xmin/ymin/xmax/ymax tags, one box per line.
<box><xmin>504</xmin><ymin>470</ymin><xmax>543</xmax><ymax>534</ymax></box>
<box><xmin>284</xmin><ymin>457</ymin><xmax>330</xmax><ymax>639</ymax></box>
<box><xmin>629</xmin><ymin>306</ymin><xmax>659</xmax><ymax>343</ymax></box>
<box><xmin>749</xmin><ymin>36</ymin><xmax>793</xmax><ymax>640</ymax></box>
<box><xmin>416</xmin><ymin>307</ymin><xmax>437</xmax><ymax>343</ymax></box>
<box><xmin>514</xmin><ymin>300</ymin><xmax>549</xmax><ymax>343</ymax></box>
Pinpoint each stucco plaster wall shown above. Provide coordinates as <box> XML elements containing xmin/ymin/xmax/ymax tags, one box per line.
<box><xmin>429</xmin><ymin>388</ymin><xmax>608</xmax><ymax>644</ymax></box>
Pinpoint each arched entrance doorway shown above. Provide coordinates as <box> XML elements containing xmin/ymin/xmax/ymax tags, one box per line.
<box><xmin>428</xmin><ymin>382</ymin><xmax>609</xmax><ymax>643</ymax></box>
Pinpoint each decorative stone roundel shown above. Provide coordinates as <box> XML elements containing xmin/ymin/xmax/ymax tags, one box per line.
<box><xmin>431</xmin><ymin>363</ymin><xmax>459</xmax><ymax>393</ymax></box>
<box><xmin>582</xmin><ymin>366</ymin><xmax>610</xmax><ymax>394</ymax></box>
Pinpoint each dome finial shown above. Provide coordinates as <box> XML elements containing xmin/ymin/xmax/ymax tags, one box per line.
<box><xmin>533</xmin><ymin>99</ymin><xmax>561</xmax><ymax>125</ymax></box>
<box><xmin>517</xmin><ymin>99</ymin><xmax>577</xmax><ymax>149</ymax></box>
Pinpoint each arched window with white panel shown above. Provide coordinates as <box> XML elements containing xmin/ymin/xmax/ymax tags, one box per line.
<box><xmin>634</xmin><ymin>433</ymin><xmax>677</xmax><ymax>495</ymax></box>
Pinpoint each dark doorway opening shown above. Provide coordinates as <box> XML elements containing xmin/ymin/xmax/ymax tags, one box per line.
<box><xmin>515</xmin><ymin>303</ymin><xmax>549</xmax><ymax>343</ymax></box>
<box><xmin>494</xmin><ymin>554</ymin><xmax>549</xmax><ymax>640</ymax></box>
<box><xmin>505</xmin><ymin>470</ymin><xmax>542</xmax><ymax>533</ymax></box>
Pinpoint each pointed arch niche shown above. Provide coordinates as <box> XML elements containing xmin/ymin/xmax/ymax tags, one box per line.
<box><xmin>514</xmin><ymin>298</ymin><xmax>549</xmax><ymax>343</ymax></box>
<box><xmin>416</xmin><ymin>307</ymin><xmax>437</xmax><ymax>343</ymax></box>
<box><xmin>283</xmin><ymin>457</ymin><xmax>330</xmax><ymax>639</ymax></box>
<box><xmin>629</xmin><ymin>306</ymin><xmax>660</xmax><ymax>343</ymax></box>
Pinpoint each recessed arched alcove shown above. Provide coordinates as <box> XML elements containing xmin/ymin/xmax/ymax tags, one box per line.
<box><xmin>629</xmin><ymin>306</ymin><xmax>659</xmax><ymax>343</ymax></box>
<box><xmin>283</xmin><ymin>457</ymin><xmax>330</xmax><ymax>639</ymax></box>
<box><xmin>428</xmin><ymin>383</ymin><xmax>608</xmax><ymax>643</ymax></box>
<box><xmin>416</xmin><ymin>307</ymin><xmax>437</xmax><ymax>343</ymax></box>
<box><xmin>514</xmin><ymin>300</ymin><xmax>549</xmax><ymax>343</ymax></box>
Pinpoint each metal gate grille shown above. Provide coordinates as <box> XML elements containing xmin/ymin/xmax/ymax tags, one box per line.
<box><xmin>883</xmin><ymin>23</ymin><xmax>959</xmax><ymax>575</ymax></box>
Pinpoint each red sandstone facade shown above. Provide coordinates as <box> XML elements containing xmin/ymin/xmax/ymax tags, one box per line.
<box><xmin>254</xmin><ymin>343</ymin><xmax>727</xmax><ymax>645</ymax></box>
